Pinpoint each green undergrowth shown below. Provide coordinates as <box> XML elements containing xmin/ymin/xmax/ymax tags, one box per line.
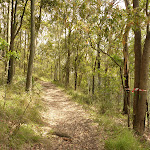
<box><xmin>105</xmin><ymin>129</ymin><xmax>146</xmax><ymax>150</ymax></box>
<box><xmin>53</xmin><ymin>81</ymin><xmax>150</xmax><ymax>150</ymax></box>
<box><xmin>0</xmin><ymin>75</ymin><xmax>44</xmax><ymax>149</ymax></box>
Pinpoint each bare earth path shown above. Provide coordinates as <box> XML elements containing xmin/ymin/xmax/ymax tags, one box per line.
<box><xmin>40</xmin><ymin>82</ymin><xmax>104</xmax><ymax>150</ymax></box>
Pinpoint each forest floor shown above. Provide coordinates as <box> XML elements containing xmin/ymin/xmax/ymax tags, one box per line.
<box><xmin>39</xmin><ymin>82</ymin><xmax>104</xmax><ymax>150</ymax></box>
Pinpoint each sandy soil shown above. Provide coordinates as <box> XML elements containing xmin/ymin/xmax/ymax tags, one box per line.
<box><xmin>40</xmin><ymin>82</ymin><xmax>104</xmax><ymax>150</ymax></box>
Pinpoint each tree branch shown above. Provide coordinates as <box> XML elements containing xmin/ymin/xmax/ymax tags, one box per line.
<box><xmin>88</xmin><ymin>34</ymin><xmax>121</xmax><ymax>67</ymax></box>
<box><xmin>36</xmin><ymin>0</ymin><xmax>43</xmax><ymax>32</ymax></box>
<box><xmin>146</xmin><ymin>0</ymin><xmax>149</xmax><ymax>16</ymax></box>
<box><xmin>88</xmin><ymin>34</ymin><xmax>125</xmax><ymax>91</ymax></box>
<box><xmin>146</xmin><ymin>0</ymin><xmax>150</xmax><ymax>32</ymax></box>
<box><xmin>14</xmin><ymin>0</ymin><xmax>29</xmax><ymax>38</ymax></box>
<box><xmin>14</xmin><ymin>0</ymin><xmax>18</xmax><ymax>25</ymax></box>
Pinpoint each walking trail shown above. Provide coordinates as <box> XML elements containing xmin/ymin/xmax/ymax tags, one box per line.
<box><xmin>40</xmin><ymin>82</ymin><xmax>104</xmax><ymax>150</ymax></box>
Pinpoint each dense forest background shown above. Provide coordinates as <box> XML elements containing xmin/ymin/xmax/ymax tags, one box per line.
<box><xmin>1</xmin><ymin>0</ymin><xmax>150</xmax><ymax>149</ymax></box>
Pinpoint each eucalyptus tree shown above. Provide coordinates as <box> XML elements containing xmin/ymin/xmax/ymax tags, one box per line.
<box><xmin>122</xmin><ymin>0</ymin><xmax>132</xmax><ymax>117</ymax></box>
<box><xmin>26</xmin><ymin>0</ymin><xmax>35</xmax><ymax>91</ymax></box>
<box><xmin>7</xmin><ymin>0</ymin><xmax>28</xmax><ymax>84</ymax></box>
<box><xmin>0</xmin><ymin>1</ymin><xmax>11</xmax><ymax>73</ymax></box>
<box><xmin>132</xmin><ymin>0</ymin><xmax>150</xmax><ymax>134</ymax></box>
<box><xmin>80</xmin><ymin>1</ymin><xmax>125</xmax><ymax>95</ymax></box>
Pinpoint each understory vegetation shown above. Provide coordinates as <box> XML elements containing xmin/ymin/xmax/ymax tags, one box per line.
<box><xmin>53</xmin><ymin>80</ymin><xmax>150</xmax><ymax>150</ymax></box>
<box><xmin>1</xmin><ymin>0</ymin><xmax>150</xmax><ymax>149</ymax></box>
<box><xmin>0</xmin><ymin>64</ymin><xmax>150</xmax><ymax>149</ymax></box>
<box><xmin>0</xmin><ymin>70</ymin><xmax>44</xmax><ymax>149</ymax></box>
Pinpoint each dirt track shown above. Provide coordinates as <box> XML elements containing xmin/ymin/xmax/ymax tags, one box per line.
<box><xmin>40</xmin><ymin>82</ymin><xmax>104</xmax><ymax>150</ymax></box>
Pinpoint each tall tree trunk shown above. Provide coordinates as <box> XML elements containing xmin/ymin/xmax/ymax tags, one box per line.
<box><xmin>24</xmin><ymin>30</ymin><xmax>27</xmax><ymax>74</ymax></box>
<box><xmin>92</xmin><ymin>60</ymin><xmax>96</xmax><ymax>95</ymax></box>
<box><xmin>133</xmin><ymin>0</ymin><xmax>150</xmax><ymax>134</ymax></box>
<box><xmin>54</xmin><ymin>57</ymin><xmax>58</xmax><ymax>81</ymax></box>
<box><xmin>7</xmin><ymin>0</ymin><xmax>15</xmax><ymax>84</ymax></box>
<box><xmin>51</xmin><ymin>65</ymin><xmax>53</xmax><ymax>79</ymax></box>
<box><xmin>26</xmin><ymin>0</ymin><xmax>35</xmax><ymax>91</ymax></box>
<box><xmin>5</xmin><ymin>0</ymin><xmax>11</xmax><ymax>73</ymax></box>
<box><xmin>133</xmin><ymin>0</ymin><xmax>142</xmax><ymax>132</ymax></box>
<box><xmin>74</xmin><ymin>51</ymin><xmax>78</xmax><ymax>91</ymax></box>
<box><xmin>104</xmin><ymin>62</ymin><xmax>108</xmax><ymax>101</ymax></box>
<box><xmin>58</xmin><ymin>39</ymin><xmax>61</xmax><ymax>82</ymax></box>
<box><xmin>123</xmin><ymin>26</ymin><xmax>130</xmax><ymax>115</ymax></box>
<box><xmin>7</xmin><ymin>0</ymin><xmax>28</xmax><ymax>84</ymax></box>
<box><xmin>58</xmin><ymin>51</ymin><xmax>61</xmax><ymax>81</ymax></box>
<box><xmin>65</xmin><ymin>27</ymin><xmax>71</xmax><ymax>86</ymax></box>
<box><xmin>135</xmin><ymin>29</ymin><xmax>150</xmax><ymax>134</ymax></box>
<box><xmin>123</xmin><ymin>0</ymin><xmax>131</xmax><ymax>117</ymax></box>
<box><xmin>97</xmin><ymin>49</ymin><xmax>101</xmax><ymax>88</ymax></box>
<box><xmin>19</xmin><ymin>30</ymin><xmax>22</xmax><ymax>69</ymax></box>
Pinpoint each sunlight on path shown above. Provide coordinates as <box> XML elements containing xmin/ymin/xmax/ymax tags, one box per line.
<box><xmin>41</xmin><ymin>82</ymin><xmax>103</xmax><ymax>150</ymax></box>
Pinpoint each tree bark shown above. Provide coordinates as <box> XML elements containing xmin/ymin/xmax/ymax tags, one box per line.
<box><xmin>135</xmin><ymin>30</ymin><xmax>150</xmax><ymax>134</ymax></box>
<box><xmin>92</xmin><ymin>60</ymin><xmax>96</xmax><ymax>95</ymax></box>
<box><xmin>24</xmin><ymin>30</ymin><xmax>27</xmax><ymax>74</ymax></box>
<box><xmin>7</xmin><ymin>0</ymin><xmax>15</xmax><ymax>84</ymax></box>
<box><xmin>65</xmin><ymin>27</ymin><xmax>71</xmax><ymax>86</ymax></box>
<box><xmin>123</xmin><ymin>26</ymin><xmax>130</xmax><ymax>115</ymax></box>
<box><xmin>7</xmin><ymin>0</ymin><xmax>28</xmax><ymax>84</ymax></box>
<box><xmin>133</xmin><ymin>0</ymin><xmax>142</xmax><ymax>132</ymax></box>
<box><xmin>74</xmin><ymin>51</ymin><xmax>78</xmax><ymax>90</ymax></box>
<box><xmin>132</xmin><ymin>0</ymin><xmax>150</xmax><ymax>134</ymax></box>
<box><xmin>123</xmin><ymin>0</ymin><xmax>131</xmax><ymax>115</ymax></box>
<box><xmin>26</xmin><ymin>0</ymin><xmax>35</xmax><ymax>91</ymax></box>
<box><xmin>97</xmin><ymin>49</ymin><xmax>101</xmax><ymax>88</ymax></box>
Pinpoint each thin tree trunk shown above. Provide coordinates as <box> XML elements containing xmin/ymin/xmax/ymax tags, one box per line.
<box><xmin>26</xmin><ymin>0</ymin><xmax>35</xmax><ymax>91</ymax></box>
<box><xmin>54</xmin><ymin>58</ymin><xmax>58</xmax><ymax>81</ymax></box>
<box><xmin>123</xmin><ymin>26</ymin><xmax>130</xmax><ymax>115</ymax></box>
<box><xmin>92</xmin><ymin>60</ymin><xmax>96</xmax><ymax>95</ymax></box>
<box><xmin>19</xmin><ymin>30</ymin><xmax>22</xmax><ymax>69</ymax></box>
<box><xmin>51</xmin><ymin>66</ymin><xmax>53</xmax><ymax>79</ymax></box>
<box><xmin>58</xmin><ymin>39</ymin><xmax>61</xmax><ymax>82</ymax></box>
<box><xmin>5</xmin><ymin>0</ymin><xmax>11</xmax><ymax>73</ymax></box>
<box><xmin>74</xmin><ymin>56</ymin><xmax>78</xmax><ymax>90</ymax></box>
<box><xmin>24</xmin><ymin>30</ymin><xmax>27</xmax><ymax>74</ymax></box>
<box><xmin>65</xmin><ymin>27</ymin><xmax>71</xmax><ymax>86</ymax></box>
<box><xmin>7</xmin><ymin>0</ymin><xmax>28</xmax><ymax>84</ymax></box>
<box><xmin>7</xmin><ymin>0</ymin><xmax>15</xmax><ymax>84</ymax></box>
<box><xmin>97</xmin><ymin>50</ymin><xmax>101</xmax><ymax>88</ymax></box>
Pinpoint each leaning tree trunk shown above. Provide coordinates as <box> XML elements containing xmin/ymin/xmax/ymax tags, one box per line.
<box><xmin>26</xmin><ymin>0</ymin><xmax>35</xmax><ymax>91</ymax></box>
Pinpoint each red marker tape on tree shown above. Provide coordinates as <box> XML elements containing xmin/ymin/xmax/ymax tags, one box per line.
<box><xmin>132</xmin><ymin>88</ymin><xmax>147</xmax><ymax>93</ymax></box>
